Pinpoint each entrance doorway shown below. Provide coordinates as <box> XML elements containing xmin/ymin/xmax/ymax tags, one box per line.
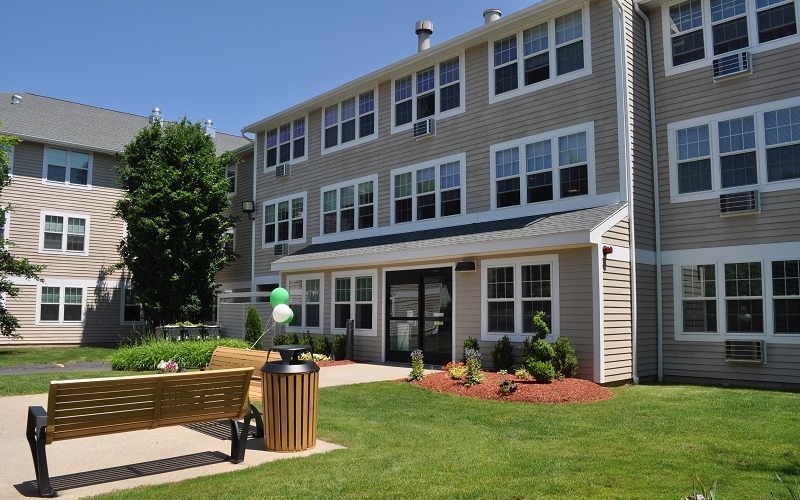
<box><xmin>386</xmin><ymin>267</ymin><xmax>453</xmax><ymax>366</ymax></box>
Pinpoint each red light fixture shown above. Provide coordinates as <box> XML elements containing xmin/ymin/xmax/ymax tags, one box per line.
<box><xmin>602</xmin><ymin>246</ymin><xmax>613</xmax><ymax>255</ymax></box>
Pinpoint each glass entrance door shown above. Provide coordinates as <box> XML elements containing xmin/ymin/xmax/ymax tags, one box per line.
<box><xmin>386</xmin><ymin>267</ymin><xmax>453</xmax><ymax>366</ymax></box>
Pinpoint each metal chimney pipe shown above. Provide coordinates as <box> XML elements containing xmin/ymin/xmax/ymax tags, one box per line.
<box><xmin>483</xmin><ymin>8</ymin><xmax>502</xmax><ymax>24</ymax></box>
<box><xmin>415</xmin><ymin>20</ymin><xmax>434</xmax><ymax>52</ymax></box>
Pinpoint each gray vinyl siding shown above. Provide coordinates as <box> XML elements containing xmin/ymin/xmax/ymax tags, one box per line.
<box><xmin>217</xmin><ymin>149</ymin><xmax>255</xmax><ymax>288</ymax></box>
<box><xmin>603</xmin><ymin>257</ymin><xmax>632</xmax><ymax>382</ymax></box>
<box><xmin>647</xmin><ymin>5</ymin><xmax>800</xmax><ymax>251</ymax></box>
<box><xmin>559</xmin><ymin>248</ymin><xmax>595</xmax><ymax>380</ymax></box>
<box><xmin>636</xmin><ymin>263</ymin><xmax>658</xmax><ymax>378</ymax></box>
<box><xmin>602</xmin><ymin>218</ymin><xmax>629</xmax><ymax>246</ymax></box>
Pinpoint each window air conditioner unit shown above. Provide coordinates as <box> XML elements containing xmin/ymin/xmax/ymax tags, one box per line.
<box><xmin>719</xmin><ymin>189</ymin><xmax>759</xmax><ymax>216</ymax></box>
<box><xmin>274</xmin><ymin>243</ymin><xmax>288</xmax><ymax>256</ymax></box>
<box><xmin>275</xmin><ymin>164</ymin><xmax>290</xmax><ymax>178</ymax></box>
<box><xmin>413</xmin><ymin>118</ymin><xmax>435</xmax><ymax>139</ymax></box>
<box><xmin>725</xmin><ymin>340</ymin><xmax>765</xmax><ymax>364</ymax></box>
<box><xmin>712</xmin><ymin>50</ymin><xmax>751</xmax><ymax>80</ymax></box>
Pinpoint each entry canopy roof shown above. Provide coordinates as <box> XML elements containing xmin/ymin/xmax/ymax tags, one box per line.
<box><xmin>272</xmin><ymin>203</ymin><xmax>628</xmax><ymax>272</ymax></box>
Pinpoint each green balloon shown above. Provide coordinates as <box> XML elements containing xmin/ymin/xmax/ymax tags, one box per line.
<box><xmin>279</xmin><ymin>309</ymin><xmax>294</xmax><ymax>325</ymax></box>
<box><xmin>270</xmin><ymin>287</ymin><xmax>290</xmax><ymax>307</ymax></box>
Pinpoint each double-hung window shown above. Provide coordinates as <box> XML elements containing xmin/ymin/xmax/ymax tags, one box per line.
<box><xmin>44</xmin><ymin>147</ymin><xmax>90</xmax><ymax>187</ymax></box>
<box><xmin>263</xmin><ymin>194</ymin><xmax>305</xmax><ymax>246</ymax></box>
<box><xmin>491</xmin><ymin>124</ymin><xmax>593</xmax><ymax>209</ymax></box>
<box><xmin>122</xmin><ymin>287</ymin><xmax>142</xmax><ymax>323</ymax></box>
<box><xmin>391</xmin><ymin>153</ymin><xmax>465</xmax><ymax>224</ymax></box>
<box><xmin>773</xmin><ymin>260</ymin><xmax>800</xmax><ymax>333</ymax></box>
<box><xmin>40</xmin><ymin>212</ymin><xmax>88</xmax><ymax>254</ymax></box>
<box><xmin>681</xmin><ymin>265</ymin><xmax>718</xmax><ymax>332</ymax></box>
<box><xmin>392</xmin><ymin>55</ymin><xmax>463</xmax><ymax>130</ymax></box>
<box><xmin>665</xmin><ymin>0</ymin><xmax>798</xmax><ymax>72</ymax></box>
<box><xmin>669</xmin><ymin>98</ymin><xmax>800</xmax><ymax>201</ymax></box>
<box><xmin>264</xmin><ymin>118</ymin><xmax>306</xmax><ymax>170</ymax></box>
<box><xmin>287</xmin><ymin>276</ymin><xmax>322</xmax><ymax>330</ymax></box>
<box><xmin>39</xmin><ymin>285</ymin><xmax>83</xmax><ymax>323</ymax></box>
<box><xmin>323</xmin><ymin>90</ymin><xmax>376</xmax><ymax>152</ymax></box>
<box><xmin>490</xmin><ymin>8</ymin><xmax>589</xmax><ymax>101</ymax></box>
<box><xmin>321</xmin><ymin>176</ymin><xmax>376</xmax><ymax>235</ymax></box>
<box><xmin>483</xmin><ymin>256</ymin><xmax>558</xmax><ymax>341</ymax></box>
<box><xmin>223</xmin><ymin>227</ymin><xmax>235</xmax><ymax>254</ymax></box>
<box><xmin>332</xmin><ymin>272</ymin><xmax>376</xmax><ymax>334</ymax></box>
<box><xmin>226</xmin><ymin>165</ymin><xmax>237</xmax><ymax>194</ymax></box>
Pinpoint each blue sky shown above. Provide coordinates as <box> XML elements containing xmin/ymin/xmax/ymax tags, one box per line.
<box><xmin>5</xmin><ymin>0</ymin><xmax>536</xmax><ymax>137</ymax></box>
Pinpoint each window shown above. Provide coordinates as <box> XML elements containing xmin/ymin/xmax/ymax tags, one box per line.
<box><xmin>664</xmin><ymin>0</ymin><xmax>798</xmax><ymax>71</ymax></box>
<box><xmin>1</xmin><ymin>144</ymin><xmax>12</xmax><ymax>176</ymax></box>
<box><xmin>393</xmin><ymin>55</ymin><xmax>462</xmax><ymax>130</ymax></box>
<box><xmin>223</xmin><ymin>227</ymin><xmax>234</xmax><ymax>254</ymax></box>
<box><xmin>675</xmin><ymin>256</ymin><xmax>800</xmax><ymax>339</ymax></box>
<box><xmin>483</xmin><ymin>256</ymin><xmax>558</xmax><ymax>341</ymax></box>
<box><xmin>122</xmin><ymin>287</ymin><xmax>142</xmax><ymax>323</ymax></box>
<box><xmin>39</xmin><ymin>285</ymin><xmax>83</xmax><ymax>323</ymax></box>
<box><xmin>323</xmin><ymin>90</ymin><xmax>376</xmax><ymax>152</ymax></box>
<box><xmin>391</xmin><ymin>154</ymin><xmax>465</xmax><ymax>224</ymax></box>
<box><xmin>491</xmin><ymin>124</ymin><xmax>593</xmax><ymax>209</ymax></box>
<box><xmin>262</xmin><ymin>194</ymin><xmax>305</xmax><ymax>245</ymax></box>
<box><xmin>264</xmin><ymin>118</ymin><xmax>306</xmax><ymax>169</ymax></box>
<box><xmin>288</xmin><ymin>276</ymin><xmax>321</xmax><ymax>330</ymax></box>
<box><xmin>321</xmin><ymin>176</ymin><xmax>376</xmax><ymax>235</ymax></box>
<box><xmin>40</xmin><ymin>212</ymin><xmax>88</xmax><ymax>254</ymax></box>
<box><xmin>332</xmin><ymin>272</ymin><xmax>376</xmax><ymax>334</ymax></box>
<box><xmin>669</xmin><ymin>98</ymin><xmax>800</xmax><ymax>202</ymax></box>
<box><xmin>44</xmin><ymin>147</ymin><xmax>91</xmax><ymax>187</ymax></box>
<box><xmin>491</xmin><ymin>8</ymin><xmax>589</xmax><ymax>100</ymax></box>
<box><xmin>226</xmin><ymin>165</ymin><xmax>237</xmax><ymax>194</ymax></box>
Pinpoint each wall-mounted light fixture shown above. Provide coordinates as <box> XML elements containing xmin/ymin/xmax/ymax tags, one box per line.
<box><xmin>242</xmin><ymin>200</ymin><xmax>256</xmax><ymax>221</ymax></box>
<box><xmin>455</xmin><ymin>260</ymin><xmax>476</xmax><ymax>272</ymax></box>
<box><xmin>602</xmin><ymin>245</ymin><xmax>613</xmax><ymax>255</ymax></box>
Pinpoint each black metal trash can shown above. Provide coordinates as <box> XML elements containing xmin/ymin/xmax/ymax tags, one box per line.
<box><xmin>260</xmin><ymin>345</ymin><xmax>320</xmax><ymax>452</ymax></box>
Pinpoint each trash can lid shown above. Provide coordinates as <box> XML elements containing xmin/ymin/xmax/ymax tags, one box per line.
<box><xmin>260</xmin><ymin>359</ymin><xmax>320</xmax><ymax>374</ymax></box>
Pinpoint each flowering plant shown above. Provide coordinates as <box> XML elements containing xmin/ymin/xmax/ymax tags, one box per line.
<box><xmin>498</xmin><ymin>378</ymin><xmax>518</xmax><ymax>396</ymax></box>
<box><xmin>407</xmin><ymin>349</ymin><xmax>425</xmax><ymax>381</ymax></box>
<box><xmin>442</xmin><ymin>361</ymin><xmax>466</xmax><ymax>380</ymax></box>
<box><xmin>682</xmin><ymin>476</ymin><xmax>716</xmax><ymax>500</ymax></box>
<box><xmin>157</xmin><ymin>359</ymin><xmax>179</xmax><ymax>373</ymax></box>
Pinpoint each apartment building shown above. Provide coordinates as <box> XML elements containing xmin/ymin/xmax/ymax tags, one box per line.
<box><xmin>0</xmin><ymin>93</ymin><xmax>251</xmax><ymax>345</ymax></box>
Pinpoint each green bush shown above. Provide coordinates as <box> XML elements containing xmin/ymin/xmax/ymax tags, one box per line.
<box><xmin>333</xmin><ymin>334</ymin><xmax>347</xmax><ymax>360</ymax></box>
<box><xmin>552</xmin><ymin>336</ymin><xmax>578</xmax><ymax>378</ymax></box>
<box><xmin>461</xmin><ymin>336</ymin><xmax>479</xmax><ymax>363</ymax></box>
<box><xmin>110</xmin><ymin>338</ymin><xmax>249</xmax><ymax>371</ymax></box>
<box><xmin>244</xmin><ymin>305</ymin><xmax>263</xmax><ymax>350</ymax></box>
<box><xmin>532</xmin><ymin>310</ymin><xmax>550</xmax><ymax>340</ymax></box>
<box><xmin>530</xmin><ymin>338</ymin><xmax>554</xmax><ymax>362</ymax></box>
<box><xmin>527</xmin><ymin>359</ymin><xmax>555</xmax><ymax>383</ymax></box>
<box><xmin>298</xmin><ymin>331</ymin><xmax>312</xmax><ymax>347</ymax></box>
<box><xmin>491</xmin><ymin>335</ymin><xmax>514</xmax><ymax>372</ymax></box>
<box><xmin>314</xmin><ymin>334</ymin><xmax>330</xmax><ymax>356</ymax></box>
<box><xmin>407</xmin><ymin>349</ymin><xmax>425</xmax><ymax>381</ymax></box>
<box><xmin>463</xmin><ymin>348</ymin><xmax>484</xmax><ymax>386</ymax></box>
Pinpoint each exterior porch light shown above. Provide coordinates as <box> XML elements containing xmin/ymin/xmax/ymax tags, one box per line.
<box><xmin>455</xmin><ymin>260</ymin><xmax>476</xmax><ymax>272</ymax></box>
<box><xmin>242</xmin><ymin>200</ymin><xmax>256</xmax><ymax>220</ymax></box>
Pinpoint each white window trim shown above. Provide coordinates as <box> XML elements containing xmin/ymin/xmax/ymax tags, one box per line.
<box><xmin>667</xmin><ymin>95</ymin><xmax>800</xmax><ymax>204</ymax></box>
<box><xmin>285</xmin><ymin>273</ymin><xmax>324</xmax><ymax>334</ymax></box>
<box><xmin>488</xmin><ymin>4</ymin><xmax>592</xmax><ymax>104</ymax></box>
<box><xmin>389</xmin><ymin>153</ymin><xmax>467</xmax><ymax>226</ymax></box>
<box><xmin>661</xmin><ymin>0</ymin><xmax>800</xmax><ymax>76</ymax></box>
<box><xmin>390</xmin><ymin>51</ymin><xmax>466</xmax><ymax>134</ymax></box>
<box><xmin>38</xmin><ymin>211</ymin><xmax>90</xmax><ymax>256</ymax></box>
<box><xmin>319</xmin><ymin>174</ymin><xmax>378</xmax><ymax>236</ymax></box>
<box><xmin>321</xmin><ymin>88</ymin><xmax>379</xmax><ymax>155</ymax></box>
<box><xmin>3</xmin><ymin>144</ymin><xmax>13</xmax><ymax>176</ymax></box>
<box><xmin>35</xmin><ymin>283</ymin><xmax>86</xmax><ymax>325</ymax></box>
<box><xmin>262</xmin><ymin>115</ymin><xmax>309</xmax><ymax>173</ymax></box>
<box><xmin>481</xmin><ymin>255</ymin><xmax>560</xmax><ymax>342</ymax></box>
<box><xmin>223</xmin><ymin>227</ymin><xmax>235</xmax><ymax>254</ymax></box>
<box><xmin>489</xmin><ymin>122</ymin><xmax>596</xmax><ymax>212</ymax></box>
<box><xmin>226</xmin><ymin>165</ymin><xmax>237</xmax><ymax>196</ymax></box>
<box><xmin>261</xmin><ymin>192</ymin><xmax>307</xmax><ymax>248</ymax></box>
<box><xmin>120</xmin><ymin>285</ymin><xmax>143</xmax><ymax>325</ymax></box>
<box><xmin>671</xmin><ymin>244</ymin><xmax>800</xmax><ymax>343</ymax></box>
<box><xmin>41</xmin><ymin>145</ymin><xmax>93</xmax><ymax>189</ymax></box>
<box><xmin>330</xmin><ymin>270</ymin><xmax>378</xmax><ymax>337</ymax></box>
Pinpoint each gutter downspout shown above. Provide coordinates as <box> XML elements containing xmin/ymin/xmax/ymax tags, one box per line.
<box><xmin>611</xmin><ymin>0</ymin><xmax>639</xmax><ymax>384</ymax></box>
<box><xmin>634</xmin><ymin>1</ymin><xmax>664</xmax><ymax>382</ymax></box>
<box><xmin>250</xmin><ymin>139</ymin><xmax>258</xmax><ymax>293</ymax></box>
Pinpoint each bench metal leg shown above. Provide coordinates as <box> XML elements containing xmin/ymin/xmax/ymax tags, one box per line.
<box><xmin>228</xmin><ymin>406</ymin><xmax>252</xmax><ymax>464</ymax></box>
<box><xmin>26</xmin><ymin>406</ymin><xmax>57</xmax><ymax>497</ymax></box>
<box><xmin>250</xmin><ymin>403</ymin><xmax>264</xmax><ymax>438</ymax></box>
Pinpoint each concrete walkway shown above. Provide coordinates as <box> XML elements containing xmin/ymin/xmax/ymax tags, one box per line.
<box><xmin>0</xmin><ymin>363</ymin><xmax>418</xmax><ymax>499</ymax></box>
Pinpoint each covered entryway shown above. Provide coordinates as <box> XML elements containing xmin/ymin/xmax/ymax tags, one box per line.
<box><xmin>386</xmin><ymin>267</ymin><xmax>453</xmax><ymax>366</ymax></box>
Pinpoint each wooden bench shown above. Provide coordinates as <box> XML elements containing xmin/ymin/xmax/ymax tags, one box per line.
<box><xmin>26</xmin><ymin>368</ymin><xmax>255</xmax><ymax>497</ymax></box>
<box><xmin>206</xmin><ymin>346</ymin><xmax>283</xmax><ymax>437</ymax></box>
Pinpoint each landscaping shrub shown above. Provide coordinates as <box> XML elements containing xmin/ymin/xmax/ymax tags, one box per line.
<box><xmin>491</xmin><ymin>335</ymin><xmax>514</xmax><ymax>372</ymax></box>
<box><xmin>530</xmin><ymin>338</ymin><xmax>554</xmax><ymax>362</ymax></box>
<box><xmin>463</xmin><ymin>348</ymin><xmax>484</xmax><ymax>386</ymax></box>
<box><xmin>244</xmin><ymin>305</ymin><xmax>263</xmax><ymax>350</ymax></box>
<box><xmin>298</xmin><ymin>331</ymin><xmax>312</xmax><ymax>347</ymax></box>
<box><xmin>461</xmin><ymin>335</ymin><xmax>479</xmax><ymax>363</ymax></box>
<box><xmin>407</xmin><ymin>349</ymin><xmax>425</xmax><ymax>381</ymax></box>
<box><xmin>333</xmin><ymin>333</ymin><xmax>347</xmax><ymax>360</ymax></box>
<box><xmin>276</xmin><ymin>331</ymin><xmax>299</xmax><ymax>345</ymax></box>
<box><xmin>532</xmin><ymin>310</ymin><xmax>550</xmax><ymax>340</ymax></box>
<box><xmin>443</xmin><ymin>361</ymin><xmax>466</xmax><ymax>380</ymax></box>
<box><xmin>527</xmin><ymin>359</ymin><xmax>555</xmax><ymax>383</ymax></box>
<box><xmin>553</xmin><ymin>336</ymin><xmax>579</xmax><ymax>378</ymax></box>
<box><xmin>314</xmin><ymin>334</ymin><xmax>330</xmax><ymax>356</ymax></box>
<box><xmin>110</xmin><ymin>338</ymin><xmax>249</xmax><ymax>371</ymax></box>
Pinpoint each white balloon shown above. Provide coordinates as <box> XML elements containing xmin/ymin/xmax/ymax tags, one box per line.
<box><xmin>272</xmin><ymin>303</ymin><xmax>293</xmax><ymax>323</ymax></box>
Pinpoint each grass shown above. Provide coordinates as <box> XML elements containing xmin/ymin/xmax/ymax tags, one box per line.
<box><xmin>0</xmin><ymin>345</ymin><xmax>115</xmax><ymax>366</ymax></box>
<box><xmin>0</xmin><ymin>371</ymin><xmax>152</xmax><ymax>396</ymax></box>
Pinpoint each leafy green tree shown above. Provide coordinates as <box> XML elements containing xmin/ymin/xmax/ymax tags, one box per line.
<box><xmin>114</xmin><ymin>119</ymin><xmax>239</xmax><ymax>326</ymax></box>
<box><xmin>245</xmin><ymin>305</ymin><xmax>263</xmax><ymax>350</ymax></box>
<box><xmin>0</xmin><ymin>128</ymin><xmax>44</xmax><ymax>338</ymax></box>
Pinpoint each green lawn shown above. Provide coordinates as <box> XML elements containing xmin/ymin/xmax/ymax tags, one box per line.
<box><xmin>0</xmin><ymin>346</ymin><xmax>115</xmax><ymax>366</ymax></box>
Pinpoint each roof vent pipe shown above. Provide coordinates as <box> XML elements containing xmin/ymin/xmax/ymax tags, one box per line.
<box><xmin>415</xmin><ymin>20</ymin><xmax>433</xmax><ymax>52</ymax></box>
<box><xmin>11</xmin><ymin>94</ymin><xmax>22</xmax><ymax>105</ymax></box>
<box><xmin>202</xmin><ymin>119</ymin><xmax>216</xmax><ymax>138</ymax></box>
<box><xmin>149</xmin><ymin>107</ymin><xmax>162</xmax><ymax>125</ymax></box>
<box><xmin>483</xmin><ymin>8</ymin><xmax>502</xmax><ymax>24</ymax></box>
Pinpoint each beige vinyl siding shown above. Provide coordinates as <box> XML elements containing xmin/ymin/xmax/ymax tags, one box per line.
<box><xmin>559</xmin><ymin>248</ymin><xmax>595</xmax><ymax>380</ymax></box>
<box><xmin>602</xmin><ymin>218</ymin><xmax>629</xmax><ymax>246</ymax></box>
<box><xmin>647</xmin><ymin>6</ymin><xmax>800</xmax><ymax>251</ymax></box>
<box><xmin>603</xmin><ymin>257</ymin><xmax>632</xmax><ymax>382</ymax></box>
<box><xmin>636</xmin><ymin>263</ymin><xmax>658</xmax><ymax>378</ymax></box>
<box><xmin>217</xmin><ymin>149</ymin><xmax>255</xmax><ymax>287</ymax></box>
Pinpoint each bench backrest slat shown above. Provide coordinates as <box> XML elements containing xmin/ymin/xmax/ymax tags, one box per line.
<box><xmin>207</xmin><ymin>346</ymin><xmax>281</xmax><ymax>372</ymax></box>
<box><xmin>46</xmin><ymin>368</ymin><xmax>253</xmax><ymax>444</ymax></box>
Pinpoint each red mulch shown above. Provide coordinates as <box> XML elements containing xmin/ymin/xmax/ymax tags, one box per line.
<box><xmin>315</xmin><ymin>359</ymin><xmax>356</xmax><ymax>368</ymax></box>
<box><xmin>410</xmin><ymin>371</ymin><xmax>614</xmax><ymax>404</ymax></box>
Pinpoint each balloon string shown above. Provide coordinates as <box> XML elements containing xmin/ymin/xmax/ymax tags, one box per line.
<box><xmin>249</xmin><ymin>315</ymin><xmax>275</xmax><ymax>351</ymax></box>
